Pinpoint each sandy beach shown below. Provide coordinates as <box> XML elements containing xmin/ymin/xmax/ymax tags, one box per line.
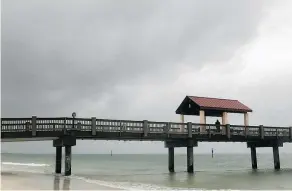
<box><xmin>1</xmin><ymin>171</ymin><xmax>123</xmax><ymax>190</ymax></box>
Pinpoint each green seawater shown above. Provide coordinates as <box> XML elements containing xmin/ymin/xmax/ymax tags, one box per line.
<box><xmin>1</xmin><ymin>153</ymin><xmax>292</xmax><ymax>190</ymax></box>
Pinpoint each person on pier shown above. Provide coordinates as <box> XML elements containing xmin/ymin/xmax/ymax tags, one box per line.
<box><xmin>215</xmin><ymin>119</ymin><xmax>221</xmax><ymax>132</ymax></box>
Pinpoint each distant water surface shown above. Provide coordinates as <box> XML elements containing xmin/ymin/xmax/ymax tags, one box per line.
<box><xmin>1</xmin><ymin>153</ymin><xmax>292</xmax><ymax>190</ymax></box>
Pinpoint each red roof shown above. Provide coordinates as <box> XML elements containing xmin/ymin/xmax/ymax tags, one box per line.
<box><xmin>188</xmin><ymin>96</ymin><xmax>252</xmax><ymax>112</ymax></box>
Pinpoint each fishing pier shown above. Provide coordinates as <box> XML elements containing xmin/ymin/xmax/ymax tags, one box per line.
<box><xmin>1</xmin><ymin>96</ymin><xmax>292</xmax><ymax>176</ymax></box>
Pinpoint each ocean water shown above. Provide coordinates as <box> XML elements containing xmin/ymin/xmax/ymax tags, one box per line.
<box><xmin>1</xmin><ymin>153</ymin><xmax>292</xmax><ymax>190</ymax></box>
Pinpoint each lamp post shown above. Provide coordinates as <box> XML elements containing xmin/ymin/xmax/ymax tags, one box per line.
<box><xmin>72</xmin><ymin>112</ymin><xmax>76</xmax><ymax>129</ymax></box>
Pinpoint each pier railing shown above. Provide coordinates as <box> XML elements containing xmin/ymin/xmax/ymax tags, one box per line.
<box><xmin>1</xmin><ymin>117</ymin><xmax>292</xmax><ymax>139</ymax></box>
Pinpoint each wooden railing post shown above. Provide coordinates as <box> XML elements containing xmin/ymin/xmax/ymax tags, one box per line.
<box><xmin>164</xmin><ymin>122</ymin><xmax>170</xmax><ymax>135</ymax></box>
<box><xmin>221</xmin><ymin>124</ymin><xmax>226</xmax><ymax>135</ymax></box>
<box><xmin>25</xmin><ymin>122</ymin><xmax>30</xmax><ymax>131</ymax></box>
<box><xmin>187</xmin><ymin>122</ymin><xmax>192</xmax><ymax>138</ymax></box>
<box><xmin>91</xmin><ymin>117</ymin><xmax>96</xmax><ymax>135</ymax></box>
<box><xmin>289</xmin><ymin>126</ymin><xmax>292</xmax><ymax>141</ymax></box>
<box><xmin>77</xmin><ymin>122</ymin><xmax>81</xmax><ymax>131</ymax></box>
<box><xmin>143</xmin><ymin>120</ymin><xmax>148</xmax><ymax>137</ymax></box>
<box><xmin>32</xmin><ymin>116</ymin><xmax>37</xmax><ymax>136</ymax></box>
<box><xmin>245</xmin><ymin>126</ymin><xmax>248</xmax><ymax>137</ymax></box>
<box><xmin>226</xmin><ymin>124</ymin><xmax>230</xmax><ymax>139</ymax></box>
<box><xmin>63</xmin><ymin>118</ymin><xmax>67</xmax><ymax>134</ymax></box>
<box><xmin>260</xmin><ymin>125</ymin><xmax>264</xmax><ymax>139</ymax></box>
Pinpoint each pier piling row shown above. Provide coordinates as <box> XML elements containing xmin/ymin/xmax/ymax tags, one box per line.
<box><xmin>165</xmin><ymin>122</ymin><xmax>197</xmax><ymax>173</ymax></box>
<box><xmin>247</xmin><ymin>140</ymin><xmax>282</xmax><ymax>170</ymax></box>
<box><xmin>53</xmin><ymin>135</ymin><xmax>76</xmax><ymax>176</ymax></box>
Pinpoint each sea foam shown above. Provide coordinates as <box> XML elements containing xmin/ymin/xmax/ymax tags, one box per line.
<box><xmin>72</xmin><ymin>175</ymin><xmax>178</xmax><ymax>190</ymax></box>
<box><xmin>2</xmin><ymin>162</ymin><xmax>50</xmax><ymax>167</ymax></box>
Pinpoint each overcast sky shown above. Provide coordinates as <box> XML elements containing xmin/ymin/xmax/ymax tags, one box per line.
<box><xmin>1</xmin><ymin>0</ymin><xmax>292</xmax><ymax>154</ymax></box>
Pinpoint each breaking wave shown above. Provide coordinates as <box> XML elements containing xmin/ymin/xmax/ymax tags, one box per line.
<box><xmin>2</xmin><ymin>162</ymin><xmax>50</xmax><ymax>167</ymax></box>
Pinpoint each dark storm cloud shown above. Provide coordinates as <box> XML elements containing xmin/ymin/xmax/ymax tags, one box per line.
<box><xmin>1</xmin><ymin>0</ymin><xmax>272</xmax><ymax>117</ymax></box>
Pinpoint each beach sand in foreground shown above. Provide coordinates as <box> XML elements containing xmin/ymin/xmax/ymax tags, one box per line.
<box><xmin>1</xmin><ymin>171</ymin><xmax>123</xmax><ymax>190</ymax></box>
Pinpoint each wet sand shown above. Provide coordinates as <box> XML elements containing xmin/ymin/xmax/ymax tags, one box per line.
<box><xmin>1</xmin><ymin>171</ymin><xmax>123</xmax><ymax>190</ymax></box>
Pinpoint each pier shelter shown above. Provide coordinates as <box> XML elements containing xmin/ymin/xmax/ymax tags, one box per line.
<box><xmin>175</xmin><ymin>96</ymin><xmax>253</xmax><ymax>132</ymax></box>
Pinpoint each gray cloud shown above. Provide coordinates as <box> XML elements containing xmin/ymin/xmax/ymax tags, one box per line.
<box><xmin>2</xmin><ymin>0</ymin><xmax>271</xmax><ymax>117</ymax></box>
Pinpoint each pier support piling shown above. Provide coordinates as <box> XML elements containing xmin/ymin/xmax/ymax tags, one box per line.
<box><xmin>55</xmin><ymin>146</ymin><xmax>62</xmax><ymax>174</ymax></box>
<box><xmin>250</xmin><ymin>146</ymin><xmax>257</xmax><ymax>169</ymax></box>
<box><xmin>54</xmin><ymin>135</ymin><xmax>76</xmax><ymax>176</ymax></box>
<box><xmin>186</xmin><ymin>122</ymin><xmax>194</xmax><ymax>173</ymax></box>
<box><xmin>168</xmin><ymin>147</ymin><xmax>174</xmax><ymax>173</ymax></box>
<box><xmin>64</xmin><ymin>146</ymin><xmax>72</xmax><ymax>176</ymax></box>
<box><xmin>273</xmin><ymin>146</ymin><xmax>280</xmax><ymax>170</ymax></box>
<box><xmin>187</xmin><ymin>146</ymin><xmax>194</xmax><ymax>173</ymax></box>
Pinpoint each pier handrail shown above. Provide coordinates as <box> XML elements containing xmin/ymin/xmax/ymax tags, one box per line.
<box><xmin>1</xmin><ymin>116</ymin><xmax>292</xmax><ymax>142</ymax></box>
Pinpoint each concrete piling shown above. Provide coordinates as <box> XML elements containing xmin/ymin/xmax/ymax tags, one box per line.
<box><xmin>250</xmin><ymin>146</ymin><xmax>257</xmax><ymax>169</ymax></box>
<box><xmin>64</xmin><ymin>146</ymin><xmax>72</xmax><ymax>176</ymax></box>
<box><xmin>273</xmin><ymin>146</ymin><xmax>280</xmax><ymax>170</ymax></box>
<box><xmin>187</xmin><ymin>146</ymin><xmax>194</xmax><ymax>173</ymax></box>
<box><xmin>187</xmin><ymin>122</ymin><xmax>194</xmax><ymax>173</ymax></box>
<box><xmin>53</xmin><ymin>139</ymin><xmax>63</xmax><ymax>174</ymax></box>
<box><xmin>55</xmin><ymin>146</ymin><xmax>62</xmax><ymax>174</ymax></box>
<box><xmin>168</xmin><ymin>147</ymin><xmax>174</xmax><ymax>173</ymax></box>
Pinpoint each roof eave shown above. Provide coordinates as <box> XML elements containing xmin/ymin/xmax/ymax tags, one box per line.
<box><xmin>200</xmin><ymin>106</ymin><xmax>252</xmax><ymax>113</ymax></box>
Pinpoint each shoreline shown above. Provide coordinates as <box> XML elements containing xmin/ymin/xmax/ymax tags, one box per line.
<box><xmin>1</xmin><ymin>171</ymin><xmax>123</xmax><ymax>190</ymax></box>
